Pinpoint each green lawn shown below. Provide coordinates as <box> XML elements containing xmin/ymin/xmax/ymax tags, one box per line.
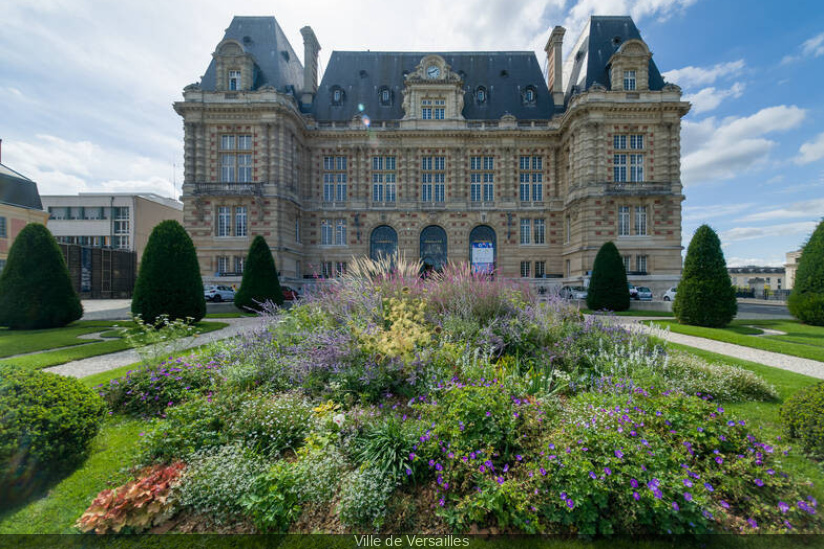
<box><xmin>0</xmin><ymin>320</ymin><xmax>123</xmax><ymax>357</ymax></box>
<box><xmin>652</xmin><ymin>319</ymin><xmax>824</xmax><ymax>362</ymax></box>
<box><xmin>0</xmin><ymin>416</ymin><xmax>145</xmax><ymax>534</ymax></box>
<box><xmin>584</xmin><ymin>309</ymin><xmax>675</xmax><ymax>317</ymax></box>
<box><xmin>0</xmin><ymin>321</ymin><xmax>227</xmax><ymax>370</ymax></box>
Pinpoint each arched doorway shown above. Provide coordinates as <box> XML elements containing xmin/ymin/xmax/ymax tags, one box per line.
<box><xmin>420</xmin><ymin>225</ymin><xmax>447</xmax><ymax>274</ymax></box>
<box><xmin>469</xmin><ymin>225</ymin><xmax>496</xmax><ymax>274</ymax></box>
<box><xmin>370</xmin><ymin>225</ymin><xmax>398</xmax><ymax>261</ymax></box>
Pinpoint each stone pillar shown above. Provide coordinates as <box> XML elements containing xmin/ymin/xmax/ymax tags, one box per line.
<box><xmin>545</xmin><ymin>26</ymin><xmax>566</xmax><ymax>108</ymax></box>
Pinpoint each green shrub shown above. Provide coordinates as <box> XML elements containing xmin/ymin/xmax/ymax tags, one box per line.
<box><xmin>338</xmin><ymin>467</ymin><xmax>397</xmax><ymax>531</ymax></box>
<box><xmin>241</xmin><ymin>460</ymin><xmax>302</xmax><ymax>533</ymax></box>
<box><xmin>118</xmin><ymin>314</ymin><xmax>198</xmax><ymax>367</ymax></box>
<box><xmin>782</xmin><ymin>381</ymin><xmax>824</xmax><ymax>458</ymax></box>
<box><xmin>177</xmin><ymin>443</ymin><xmax>267</xmax><ymax>524</ymax></box>
<box><xmin>232</xmin><ymin>393</ymin><xmax>312</xmax><ymax>456</ymax></box>
<box><xmin>291</xmin><ymin>446</ymin><xmax>347</xmax><ymax>504</ymax></box>
<box><xmin>586</xmin><ymin>241</ymin><xmax>630</xmax><ymax>312</ymax></box>
<box><xmin>352</xmin><ymin>415</ymin><xmax>419</xmax><ymax>482</ymax></box>
<box><xmin>788</xmin><ymin>219</ymin><xmax>824</xmax><ymax>326</ymax></box>
<box><xmin>660</xmin><ymin>351</ymin><xmax>778</xmax><ymax>402</ymax></box>
<box><xmin>0</xmin><ymin>366</ymin><xmax>105</xmax><ymax>504</ymax></box>
<box><xmin>131</xmin><ymin>220</ymin><xmax>205</xmax><ymax>324</ymax></box>
<box><xmin>235</xmin><ymin>235</ymin><xmax>284</xmax><ymax>311</ymax></box>
<box><xmin>673</xmin><ymin>225</ymin><xmax>737</xmax><ymax>328</ymax></box>
<box><xmin>0</xmin><ymin>223</ymin><xmax>82</xmax><ymax>329</ymax></box>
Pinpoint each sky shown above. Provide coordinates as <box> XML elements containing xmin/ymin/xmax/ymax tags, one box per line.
<box><xmin>2</xmin><ymin>0</ymin><xmax>823</xmax><ymax>267</ymax></box>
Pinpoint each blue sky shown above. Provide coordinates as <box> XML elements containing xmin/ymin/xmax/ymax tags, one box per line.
<box><xmin>2</xmin><ymin>0</ymin><xmax>822</xmax><ymax>267</ymax></box>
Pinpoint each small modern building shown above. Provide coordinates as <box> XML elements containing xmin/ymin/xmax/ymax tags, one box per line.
<box><xmin>0</xmin><ymin>159</ymin><xmax>50</xmax><ymax>272</ymax></box>
<box><xmin>41</xmin><ymin>193</ymin><xmax>183</xmax><ymax>263</ymax></box>
<box><xmin>728</xmin><ymin>266</ymin><xmax>785</xmax><ymax>293</ymax></box>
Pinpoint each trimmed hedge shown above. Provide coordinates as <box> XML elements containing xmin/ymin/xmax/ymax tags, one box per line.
<box><xmin>788</xmin><ymin>219</ymin><xmax>824</xmax><ymax>326</ymax></box>
<box><xmin>131</xmin><ymin>220</ymin><xmax>205</xmax><ymax>324</ymax></box>
<box><xmin>235</xmin><ymin>235</ymin><xmax>284</xmax><ymax>311</ymax></box>
<box><xmin>782</xmin><ymin>381</ymin><xmax>824</xmax><ymax>459</ymax></box>
<box><xmin>673</xmin><ymin>225</ymin><xmax>737</xmax><ymax>328</ymax></box>
<box><xmin>586</xmin><ymin>241</ymin><xmax>630</xmax><ymax>312</ymax></box>
<box><xmin>0</xmin><ymin>365</ymin><xmax>105</xmax><ymax>505</ymax></box>
<box><xmin>0</xmin><ymin>223</ymin><xmax>82</xmax><ymax>329</ymax></box>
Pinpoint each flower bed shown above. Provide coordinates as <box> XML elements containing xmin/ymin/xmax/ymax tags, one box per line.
<box><xmin>88</xmin><ymin>258</ymin><xmax>819</xmax><ymax>535</ymax></box>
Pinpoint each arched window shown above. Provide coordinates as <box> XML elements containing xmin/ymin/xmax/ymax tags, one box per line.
<box><xmin>420</xmin><ymin>225</ymin><xmax>447</xmax><ymax>273</ymax></box>
<box><xmin>331</xmin><ymin>86</ymin><xmax>344</xmax><ymax>106</ymax></box>
<box><xmin>523</xmin><ymin>86</ymin><xmax>537</xmax><ymax>105</ymax></box>
<box><xmin>476</xmin><ymin>86</ymin><xmax>487</xmax><ymax>104</ymax></box>
<box><xmin>469</xmin><ymin>225</ymin><xmax>496</xmax><ymax>274</ymax></box>
<box><xmin>370</xmin><ymin>225</ymin><xmax>398</xmax><ymax>261</ymax></box>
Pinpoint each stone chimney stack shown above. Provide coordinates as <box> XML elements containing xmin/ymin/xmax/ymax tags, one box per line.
<box><xmin>545</xmin><ymin>26</ymin><xmax>566</xmax><ymax>108</ymax></box>
<box><xmin>300</xmin><ymin>26</ymin><xmax>321</xmax><ymax>107</ymax></box>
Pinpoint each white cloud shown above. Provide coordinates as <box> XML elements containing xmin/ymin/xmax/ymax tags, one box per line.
<box><xmin>720</xmin><ymin>221</ymin><xmax>818</xmax><ymax>244</ymax></box>
<box><xmin>662</xmin><ymin>60</ymin><xmax>745</xmax><ymax>89</ymax></box>
<box><xmin>681</xmin><ymin>105</ymin><xmax>807</xmax><ymax>184</ymax></box>
<box><xmin>795</xmin><ymin>132</ymin><xmax>824</xmax><ymax>165</ymax></box>
<box><xmin>682</xmin><ymin>203</ymin><xmax>755</xmax><ymax>223</ymax></box>
<box><xmin>562</xmin><ymin>0</ymin><xmax>697</xmax><ymax>36</ymax></box>
<box><xmin>683</xmin><ymin>82</ymin><xmax>744</xmax><ymax>114</ymax></box>
<box><xmin>782</xmin><ymin>32</ymin><xmax>824</xmax><ymax>64</ymax></box>
<box><xmin>736</xmin><ymin>198</ymin><xmax>824</xmax><ymax>223</ymax></box>
<box><xmin>726</xmin><ymin>256</ymin><xmax>786</xmax><ymax>268</ymax></box>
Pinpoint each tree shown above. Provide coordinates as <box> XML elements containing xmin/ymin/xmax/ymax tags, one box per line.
<box><xmin>673</xmin><ymin>224</ymin><xmax>737</xmax><ymax>328</ymax></box>
<box><xmin>131</xmin><ymin>220</ymin><xmax>205</xmax><ymax>324</ymax></box>
<box><xmin>0</xmin><ymin>223</ymin><xmax>82</xmax><ymax>329</ymax></box>
<box><xmin>788</xmin><ymin>219</ymin><xmax>824</xmax><ymax>326</ymax></box>
<box><xmin>586</xmin><ymin>241</ymin><xmax>630</xmax><ymax>311</ymax></box>
<box><xmin>235</xmin><ymin>235</ymin><xmax>284</xmax><ymax>311</ymax></box>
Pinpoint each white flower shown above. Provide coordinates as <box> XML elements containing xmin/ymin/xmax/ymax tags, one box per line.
<box><xmin>332</xmin><ymin>413</ymin><xmax>345</xmax><ymax>427</ymax></box>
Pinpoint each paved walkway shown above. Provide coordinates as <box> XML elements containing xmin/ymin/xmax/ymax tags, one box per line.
<box><xmin>45</xmin><ymin>316</ymin><xmax>264</xmax><ymax>378</ymax></box>
<box><xmin>615</xmin><ymin>317</ymin><xmax>824</xmax><ymax>380</ymax></box>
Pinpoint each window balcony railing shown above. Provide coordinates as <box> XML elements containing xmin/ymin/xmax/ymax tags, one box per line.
<box><xmin>605</xmin><ymin>182</ymin><xmax>671</xmax><ymax>196</ymax></box>
<box><xmin>192</xmin><ymin>182</ymin><xmax>263</xmax><ymax>197</ymax></box>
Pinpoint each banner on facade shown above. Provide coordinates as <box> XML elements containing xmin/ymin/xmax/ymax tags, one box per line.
<box><xmin>471</xmin><ymin>242</ymin><xmax>494</xmax><ymax>274</ymax></box>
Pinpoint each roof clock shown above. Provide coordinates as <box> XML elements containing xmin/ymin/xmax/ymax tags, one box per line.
<box><xmin>426</xmin><ymin>65</ymin><xmax>441</xmax><ymax>79</ymax></box>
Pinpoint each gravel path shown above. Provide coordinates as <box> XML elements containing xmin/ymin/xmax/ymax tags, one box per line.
<box><xmin>616</xmin><ymin>317</ymin><xmax>824</xmax><ymax>380</ymax></box>
<box><xmin>44</xmin><ymin>317</ymin><xmax>263</xmax><ymax>378</ymax></box>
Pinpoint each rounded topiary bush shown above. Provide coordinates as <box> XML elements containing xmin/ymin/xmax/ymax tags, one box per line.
<box><xmin>131</xmin><ymin>220</ymin><xmax>205</xmax><ymax>324</ymax></box>
<box><xmin>235</xmin><ymin>235</ymin><xmax>283</xmax><ymax>311</ymax></box>
<box><xmin>781</xmin><ymin>382</ymin><xmax>824</xmax><ymax>459</ymax></box>
<box><xmin>0</xmin><ymin>223</ymin><xmax>82</xmax><ymax>329</ymax></box>
<box><xmin>0</xmin><ymin>365</ymin><xmax>105</xmax><ymax>504</ymax></box>
<box><xmin>586</xmin><ymin>241</ymin><xmax>630</xmax><ymax>312</ymax></box>
<box><xmin>673</xmin><ymin>224</ymin><xmax>737</xmax><ymax>328</ymax></box>
<box><xmin>788</xmin><ymin>220</ymin><xmax>824</xmax><ymax>326</ymax></box>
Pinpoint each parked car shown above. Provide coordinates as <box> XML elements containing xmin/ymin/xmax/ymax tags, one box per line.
<box><xmin>282</xmin><ymin>286</ymin><xmax>299</xmax><ymax>301</ymax></box>
<box><xmin>628</xmin><ymin>283</ymin><xmax>638</xmax><ymax>299</ymax></box>
<box><xmin>560</xmin><ymin>285</ymin><xmax>588</xmax><ymax>300</ymax></box>
<box><xmin>635</xmin><ymin>286</ymin><xmax>653</xmax><ymax>301</ymax></box>
<box><xmin>204</xmin><ymin>284</ymin><xmax>235</xmax><ymax>302</ymax></box>
<box><xmin>663</xmin><ymin>287</ymin><xmax>677</xmax><ymax>301</ymax></box>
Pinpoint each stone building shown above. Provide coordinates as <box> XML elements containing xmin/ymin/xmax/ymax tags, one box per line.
<box><xmin>785</xmin><ymin>250</ymin><xmax>802</xmax><ymax>290</ymax></box>
<box><xmin>175</xmin><ymin>15</ymin><xmax>689</xmax><ymax>294</ymax></box>
<box><xmin>0</xmin><ymin>154</ymin><xmax>50</xmax><ymax>272</ymax></box>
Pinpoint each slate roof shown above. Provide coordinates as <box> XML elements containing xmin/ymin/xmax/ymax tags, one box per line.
<box><xmin>312</xmin><ymin>51</ymin><xmax>555</xmax><ymax>122</ymax></box>
<box><xmin>0</xmin><ymin>163</ymin><xmax>44</xmax><ymax>210</ymax></box>
<box><xmin>563</xmin><ymin>16</ymin><xmax>666</xmax><ymax>98</ymax></box>
<box><xmin>199</xmin><ymin>16</ymin><xmax>304</xmax><ymax>93</ymax></box>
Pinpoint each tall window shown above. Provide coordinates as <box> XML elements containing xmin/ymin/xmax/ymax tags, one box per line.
<box><xmin>470</xmin><ymin>156</ymin><xmax>494</xmax><ymax>202</ymax></box>
<box><xmin>565</xmin><ymin>215</ymin><xmax>570</xmax><ymax>243</ymax></box>
<box><xmin>217</xmin><ymin>206</ymin><xmax>231</xmax><ymax>237</ymax></box>
<box><xmin>0</xmin><ymin>216</ymin><xmax>6</xmax><ymax>238</ymax></box>
<box><xmin>624</xmin><ymin>70</ymin><xmax>636</xmax><ymax>91</ymax></box>
<box><xmin>520</xmin><ymin>219</ymin><xmax>531</xmax><ymax>245</ymax></box>
<box><xmin>323</xmin><ymin>156</ymin><xmax>347</xmax><ymax>202</ymax></box>
<box><xmin>335</xmin><ymin>261</ymin><xmax>347</xmax><ymax>277</ymax></box>
<box><xmin>421</xmin><ymin>156</ymin><xmax>445</xmax><ymax>202</ymax></box>
<box><xmin>623</xmin><ymin>255</ymin><xmax>632</xmax><ymax>273</ymax></box>
<box><xmin>533</xmin><ymin>218</ymin><xmax>546</xmax><ymax>244</ymax></box>
<box><xmin>372</xmin><ymin>156</ymin><xmax>397</xmax><ymax>203</ymax></box>
<box><xmin>229</xmin><ymin>70</ymin><xmax>241</xmax><ymax>90</ymax></box>
<box><xmin>520</xmin><ymin>261</ymin><xmax>531</xmax><ymax>278</ymax></box>
<box><xmin>636</xmin><ymin>255</ymin><xmax>648</xmax><ymax>273</ymax></box>
<box><xmin>634</xmin><ymin>206</ymin><xmax>647</xmax><ymax>236</ymax></box>
<box><xmin>618</xmin><ymin>206</ymin><xmax>631</xmax><ymax>236</ymax></box>
<box><xmin>421</xmin><ymin>99</ymin><xmax>445</xmax><ymax>120</ymax></box>
<box><xmin>614</xmin><ymin>134</ymin><xmax>644</xmax><ymax>183</ymax></box>
<box><xmin>321</xmin><ymin>219</ymin><xmax>333</xmax><ymax>245</ymax></box>
<box><xmin>217</xmin><ymin>256</ymin><xmax>230</xmax><ymax>274</ymax></box>
<box><xmin>234</xmin><ymin>256</ymin><xmax>245</xmax><ymax>274</ymax></box>
<box><xmin>335</xmin><ymin>218</ymin><xmax>347</xmax><ymax>246</ymax></box>
<box><xmin>235</xmin><ymin>206</ymin><xmax>247</xmax><ymax>237</ymax></box>
<box><xmin>113</xmin><ymin>207</ymin><xmax>130</xmax><ymax>237</ymax></box>
<box><xmin>519</xmin><ymin>156</ymin><xmax>543</xmax><ymax>202</ymax></box>
<box><xmin>535</xmin><ymin>261</ymin><xmax>546</xmax><ymax>278</ymax></box>
<box><xmin>221</xmin><ymin>134</ymin><xmax>253</xmax><ymax>183</ymax></box>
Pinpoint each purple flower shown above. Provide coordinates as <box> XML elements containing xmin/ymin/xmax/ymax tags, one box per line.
<box><xmin>754</xmin><ymin>478</ymin><xmax>764</xmax><ymax>487</ymax></box>
<box><xmin>406</xmin><ymin>468</ymin><xmax>413</xmax><ymax>476</ymax></box>
<box><xmin>704</xmin><ymin>482</ymin><xmax>714</xmax><ymax>492</ymax></box>
<box><xmin>683</xmin><ymin>479</ymin><xmax>692</xmax><ymax>487</ymax></box>
<box><xmin>615</xmin><ymin>449</ymin><xmax>624</xmax><ymax>459</ymax></box>
<box><xmin>589</xmin><ymin>471</ymin><xmax>597</xmax><ymax>480</ymax></box>
<box><xmin>496</xmin><ymin>477</ymin><xmax>504</xmax><ymax>485</ymax></box>
<box><xmin>633</xmin><ymin>491</ymin><xmax>640</xmax><ymax>501</ymax></box>
<box><xmin>516</xmin><ymin>455</ymin><xmax>523</xmax><ymax>461</ymax></box>
<box><xmin>715</xmin><ymin>456</ymin><xmax>723</xmax><ymax>465</ymax></box>
<box><xmin>630</xmin><ymin>478</ymin><xmax>639</xmax><ymax>488</ymax></box>
<box><xmin>778</xmin><ymin>501</ymin><xmax>790</xmax><ymax>514</ymax></box>
<box><xmin>604</xmin><ymin>467</ymin><xmax>612</xmax><ymax>476</ymax></box>
<box><xmin>672</xmin><ymin>502</ymin><xmax>680</xmax><ymax>511</ymax></box>
<box><xmin>479</xmin><ymin>465</ymin><xmax>486</xmax><ymax>473</ymax></box>
<box><xmin>486</xmin><ymin>411</ymin><xmax>491</xmax><ymax>417</ymax></box>
<box><xmin>720</xmin><ymin>500</ymin><xmax>730</xmax><ymax>509</ymax></box>
<box><xmin>540</xmin><ymin>467</ymin><xmax>547</xmax><ymax>476</ymax></box>
<box><xmin>748</xmin><ymin>518</ymin><xmax>758</xmax><ymax>529</ymax></box>
<box><xmin>683</xmin><ymin>492</ymin><xmax>693</xmax><ymax>502</ymax></box>
<box><xmin>566</xmin><ymin>499</ymin><xmax>575</xmax><ymax>509</ymax></box>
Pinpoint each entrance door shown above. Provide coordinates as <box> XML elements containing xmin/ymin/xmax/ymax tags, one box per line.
<box><xmin>370</xmin><ymin>225</ymin><xmax>398</xmax><ymax>261</ymax></box>
<box><xmin>420</xmin><ymin>225</ymin><xmax>447</xmax><ymax>274</ymax></box>
<box><xmin>468</xmin><ymin>225</ymin><xmax>496</xmax><ymax>274</ymax></box>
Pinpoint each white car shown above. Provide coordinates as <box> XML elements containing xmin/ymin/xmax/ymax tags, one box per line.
<box><xmin>663</xmin><ymin>287</ymin><xmax>677</xmax><ymax>301</ymax></box>
<box><xmin>204</xmin><ymin>284</ymin><xmax>235</xmax><ymax>302</ymax></box>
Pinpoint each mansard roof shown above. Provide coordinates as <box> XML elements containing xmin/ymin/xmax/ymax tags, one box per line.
<box><xmin>199</xmin><ymin>16</ymin><xmax>304</xmax><ymax>93</ymax></box>
<box><xmin>312</xmin><ymin>51</ymin><xmax>556</xmax><ymax>122</ymax></box>
<box><xmin>0</xmin><ymin>163</ymin><xmax>44</xmax><ymax>211</ymax></box>
<box><xmin>563</xmin><ymin>15</ymin><xmax>666</xmax><ymax>98</ymax></box>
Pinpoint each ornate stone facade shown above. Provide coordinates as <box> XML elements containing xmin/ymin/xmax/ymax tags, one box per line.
<box><xmin>174</xmin><ymin>15</ymin><xmax>689</xmax><ymax>294</ymax></box>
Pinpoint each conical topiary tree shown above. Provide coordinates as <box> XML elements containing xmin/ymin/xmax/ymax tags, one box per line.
<box><xmin>131</xmin><ymin>220</ymin><xmax>205</xmax><ymax>324</ymax></box>
<box><xmin>235</xmin><ymin>235</ymin><xmax>284</xmax><ymax>311</ymax></box>
<box><xmin>586</xmin><ymin>241</ymin><xmax>630</xmax><ymax>311</ymax></box>
<box><xmin>0</xmin><ymin>223</ymin><xmax>82</xmax><ymax>329</ymax></box>
<box><xmin>788</xmin><ymin>219</ymin><xmax>824</xmax><ymax>326</ymax></box>
<box><xmin>673</xmin><ymin>224</ymin><xmax>737</xmax><ymax>328</ymax></box>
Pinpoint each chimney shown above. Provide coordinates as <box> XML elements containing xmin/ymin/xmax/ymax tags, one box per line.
<box><xmin>0</xmin><ymin>138</ymin><xmax>3</xmax><ymax>163</ymax></box>
<box><xmin>545</xmin><ymin>26</ymin><xmax>566</xmax><ymax>108</ymax></box>
<box><xmin>300</xmin><ymin>26</ymin><xmax>321</xmax><ymax>107</ymax></box>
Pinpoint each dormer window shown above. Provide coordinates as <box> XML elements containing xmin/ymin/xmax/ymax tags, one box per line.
<box><xmin>624</xmin><ymin>70</ymin><xmax>636</xmax><ymax>91</ymax></box>
<box><xmin>331</xmin><ymin>86</ymin><xmax>344</xmax><ymax>106</ymax></box>
<box><xmin>379</xmin><ymin>87</ymin><xmax>391</xmax><ymax>106</ymax></box>
<box><xmin>229</xmin><ymin>70</ymin><xmax>241</xmax><ymax>91</ymax></box>
<box><xmin>523</xmin><ymin>86</ymin><xmax>536</xmax><ymax>105</ymax></box>
<box><xmin>476</xmin><ymin>87</ymin><xmax>487</xmax><ymax>104</ymax></box>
